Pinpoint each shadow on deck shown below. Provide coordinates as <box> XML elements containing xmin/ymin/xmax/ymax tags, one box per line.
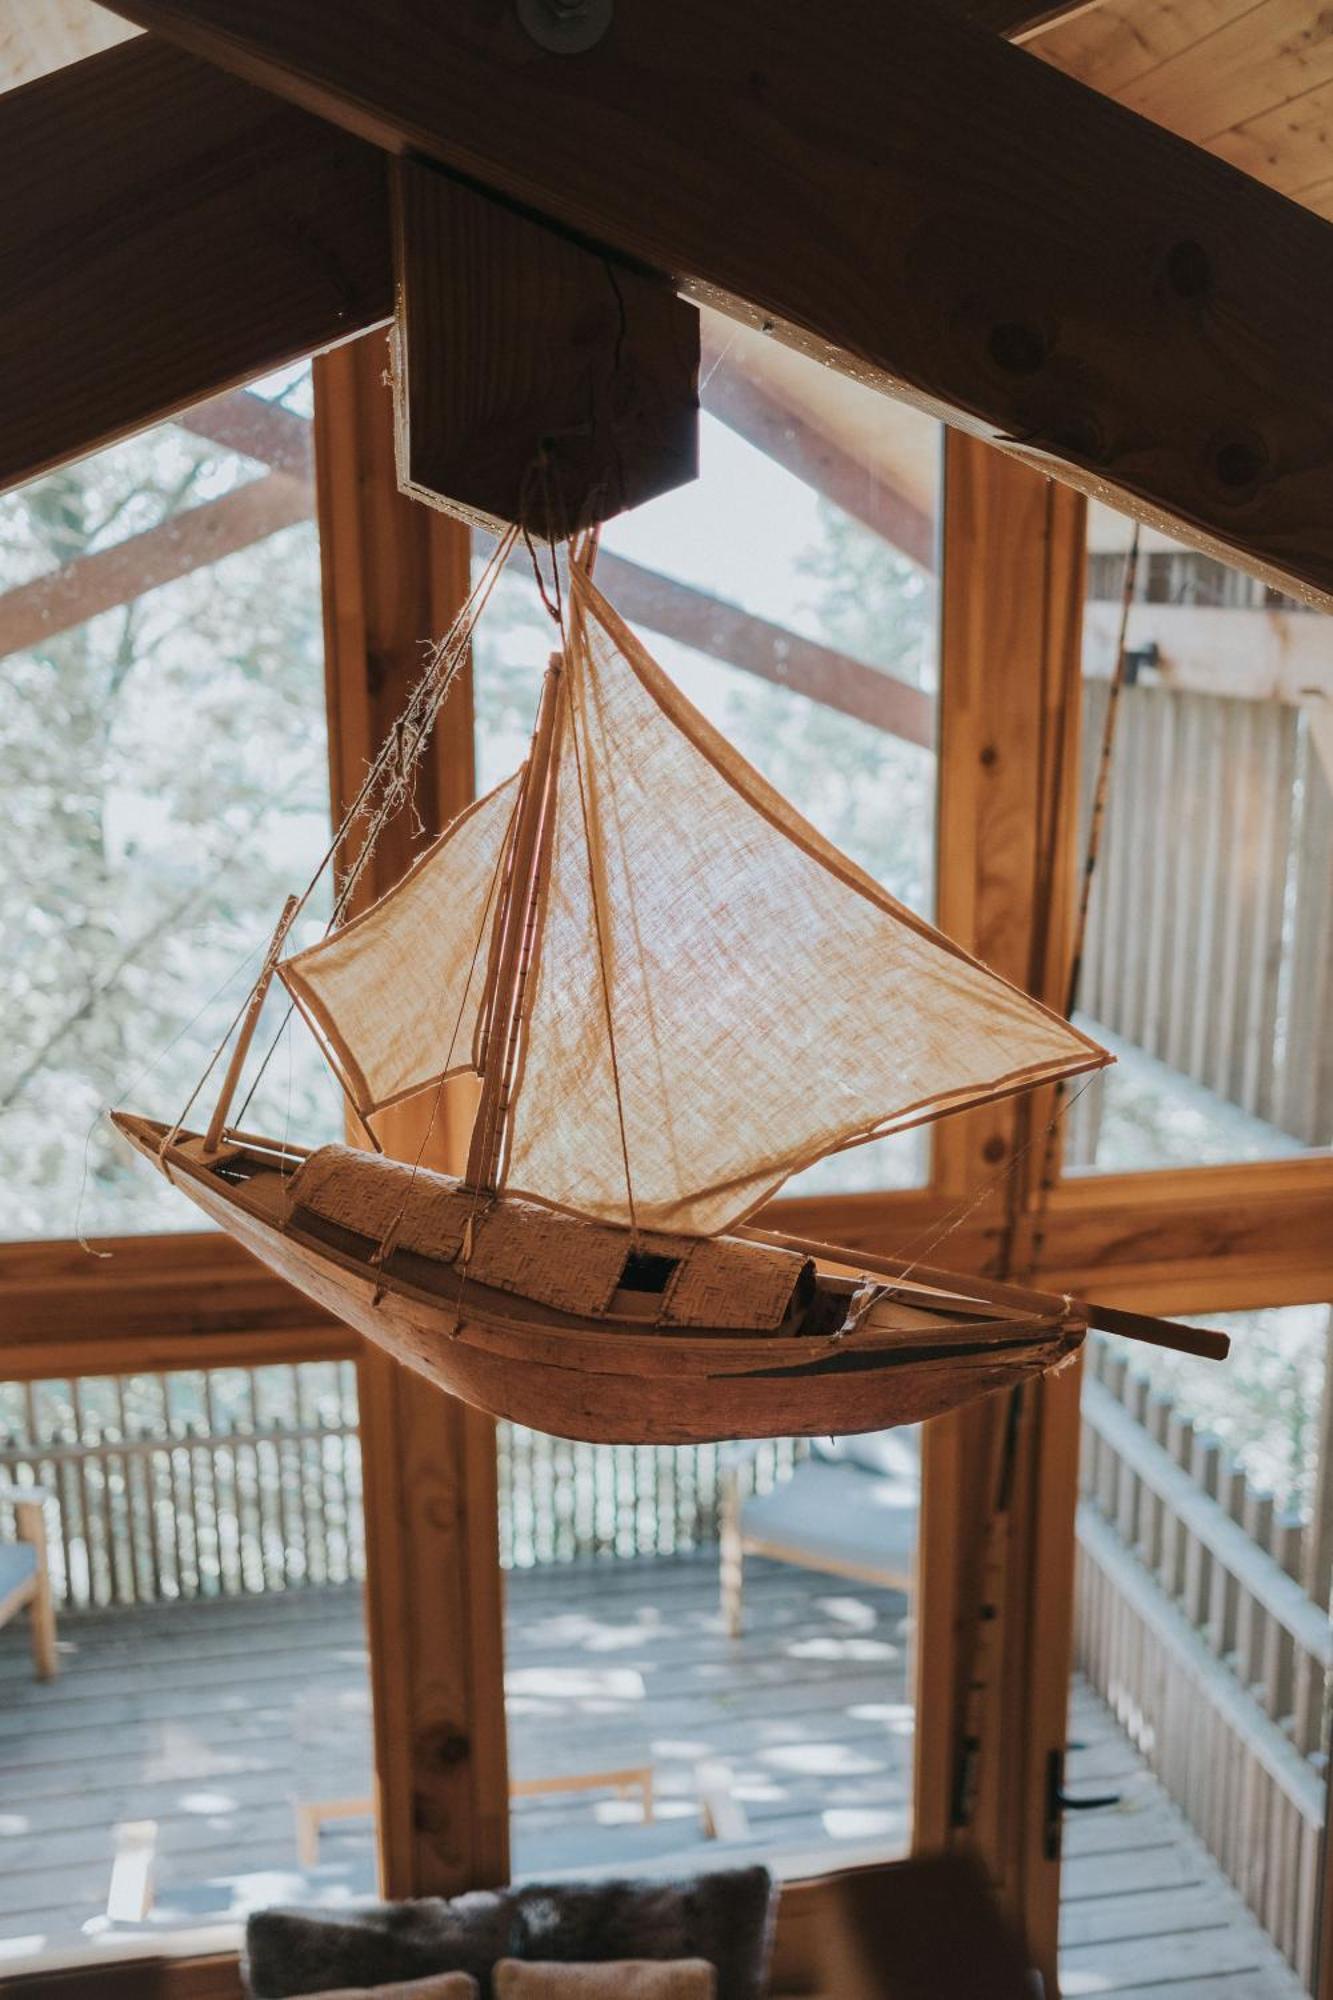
<box><xmin>0</xmin><ymin>1555</ymin><xmax>1304</xmax><ymax>1995</ymax></box>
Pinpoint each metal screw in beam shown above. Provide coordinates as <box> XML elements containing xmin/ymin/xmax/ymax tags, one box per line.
<box><xmin>516</xmin><ymin>0</ymin><xmax>612</xmax><ymax>54</ymax></box>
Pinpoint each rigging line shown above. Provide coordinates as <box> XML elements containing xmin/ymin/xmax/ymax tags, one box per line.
<box><xmin>73</xmin><ymin>927</ymin><xmax>273</xmax><ymax>1253</ymax></box>
<box><xmin>885</xmin><ymin>1073</ymin><xmax>1097</xmax><ymax>1293</ymax></box>
<box><xmin>567</xmin><ymin>609</ymin><xmax>640</xmax><ymax>1243</ymax></box>
<box><xmin>1029</xmin><ymin>523</ymin><xmax>1140</xmax><ymax>1272</ymax></box>
<box><xmin>229</xmin><ymin>535</ymin><xmax>517</xmax><ymax>1133</ymax></box>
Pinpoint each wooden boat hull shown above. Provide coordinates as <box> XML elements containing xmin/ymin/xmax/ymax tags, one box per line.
<box><xmin>112</xmin><ymin>1114</ymin><xmax>1085</xmax><ymax>1445</ymax></box>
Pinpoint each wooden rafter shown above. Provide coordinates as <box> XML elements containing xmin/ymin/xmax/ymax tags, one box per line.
<box><xmin>3</xmin><ymin>397</ymin><xmax>932</xmax><ymax>745</ymax></box>
<box><xmin>0</xmin><ymin>37</ymin><xmax>391</xmax><ymax>497</ymax></box>
<box><xmin>593</xmin><ymin>549</ymin><xmax>935</xmax><ymax>747</ymax></box>
<box><xmin>176</xmin><ymin>388</ymin><xmax>314</xmax><ymax>477</ymax></box>
<box><xmin>0</xmin><ymin>474</ymin><xmax>309</xmax><ymax>658</ymax></box>
<box><xmin>93</xmin><ymin>0</ymin><xmax>1333</xmax><ymax>607</ymax></box>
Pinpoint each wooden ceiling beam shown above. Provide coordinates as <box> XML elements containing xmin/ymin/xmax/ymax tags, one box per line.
<box><xmin>0</xmin><ymin>37</ymin><xmax>392</xmax><ymax>497</ymax></box>
<box><xmin>92</xmin><ymin>0</ymin><xmax>1333</xmax><ymax>608</ymax></box>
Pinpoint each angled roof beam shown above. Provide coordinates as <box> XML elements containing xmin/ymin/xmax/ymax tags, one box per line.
<box><xmin>701</xmin><ymin>352</ymin><xmax>937</xmax><ymax>574</ymax></box>
<box><xmin>0</xmin><ymin>474</ymin><xmax>310</xmax><ymax>658</ymax></box>
<box><xmin>0</xmin><ymin>38</ymin><xmax>391</xmax><ymax>497</ymax></box>
<box><xmin>176</xmin><ymin>389</ymin><xmax>315</xmax><ymax>477</ymax></box>
<box><xmin>592</xmin><ymin>549</ymin><xmax>936</xmax><ymax>747</ymax></box>
<box><xmin>98</xmin><ymin>0</ymin><xmax>1333</xmax><ymax>609</ymax></box>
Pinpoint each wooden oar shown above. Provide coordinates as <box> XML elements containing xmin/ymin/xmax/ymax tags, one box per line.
<box><xmin>1085</xmin><ymin>1302</ymin><xmax>1230</xmax><ymax>1364</ymax></box>
<box><xmin>743</xmin><ymin>1225</ymin><xmax>1231</xmax><ymax>1363</ymax></box>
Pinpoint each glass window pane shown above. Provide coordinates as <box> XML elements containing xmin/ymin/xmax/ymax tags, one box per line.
<box><xmin>503</xmin><ymin>1423</ymin><xmax>918</xmax><ymax>1883</ymax></box>
<box><xmin>1067</xmin><ymin>509</ymin><xmax>1332</xmax><ymax>1174</ymax></box>
<box><xmin>473</xmin><ymin>311</ymin><xmax>941</xmax><ymax>1196</ymax></box>
<box><xmin>0</xmin><ymin>368</ymin><xmax>339</xmax><ymax>1240</ymax></box>
<box><xmin>0</xmin><ymin>1360</ymin><xmax>376</xmax><ymax>1966</ymax></box>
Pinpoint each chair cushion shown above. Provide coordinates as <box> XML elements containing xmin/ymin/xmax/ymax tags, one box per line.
<box><xmin>739</xmin><ymin>1456</ymin><xmax>917</xmax><ymax>1583</ymax></box>
<box><xmin>811</xmin><ymin>1426</ymin><xmax>920</xmax><ymax>1480</ymax></box>
<box><xmin>246</xmin><ymin>1868</ymin><xmax>774</xmax><ymax>2000</ymax></box>
<box><xmin>0</xmin><ymin>1541</ymin><xmax>37</xmax><ymax>1605</ymax></box>
<box><xmin>494</xmin><ymin>1961</ymin><xmax>715</xmax><ymax>1998</ymax></box>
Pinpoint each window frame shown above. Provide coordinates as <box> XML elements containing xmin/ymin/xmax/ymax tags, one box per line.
<box><xmin>2</xmin><ymin>348</ymin><xmax>1330</xmax><ymax>1998</ymax></box>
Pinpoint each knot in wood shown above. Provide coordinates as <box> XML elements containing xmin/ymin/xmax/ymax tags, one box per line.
<box><xmin>417</xmin><ymin>1723</ymin><xmax>471</xmax><ymax>1770</ymax></box>
<box><xmin>987</xmin><ymin>322</ymin><xmax>1046</xmax><ymax>375</ymax></box>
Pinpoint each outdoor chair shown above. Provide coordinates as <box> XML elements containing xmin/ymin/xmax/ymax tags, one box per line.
<box><xmin>0</xmin><ymin>1481</ymin><xmax>58</xmax><ymax>1679</ymax></box>
<box><xmin>719</xmin><ymin>1430</ymin><xmax>919</xmax><ymax>1641</ymax></box>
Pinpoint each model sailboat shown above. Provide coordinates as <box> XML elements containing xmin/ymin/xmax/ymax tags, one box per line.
<box><xmin>118</xmin><ymin>551</ymin><xmax>1129</xmax><ymax>1444</ymax></box>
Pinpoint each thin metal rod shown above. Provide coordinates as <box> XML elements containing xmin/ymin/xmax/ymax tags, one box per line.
<box><xmin>202</xmin><ymin>895</ymin><xmax>300</xmax><ymax>1157</ymax></box>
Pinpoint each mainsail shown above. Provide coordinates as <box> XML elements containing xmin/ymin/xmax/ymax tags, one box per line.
<box><xmin>280</xmin><ymin>559</ymin><xmax>1109</xmax><ymax>1236</ymax></box>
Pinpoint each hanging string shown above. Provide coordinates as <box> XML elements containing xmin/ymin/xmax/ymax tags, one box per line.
<box><xmin>1028</xmin><ymin>521</ymin><xmax>1140</xmax><ymax>1271</ymax></box>
<box><xmin>219</xmin><ymin>526</ymin><xmax>518</xmax><ymax>1140</ymax></box>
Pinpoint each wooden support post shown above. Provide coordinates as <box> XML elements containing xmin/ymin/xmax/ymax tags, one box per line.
<box><xmin>915</xmin><ymin>431</ymin><xmax>1088</xmax><ymax>1995</ymax></box>
<box><xmin>393</xmin><ymin>161</ymin><xmax>699</xmax><ymax>534</ymax></box>
<box><xmin>313</xmin><ymin>329</ymin><xmax>509</xmax><ymax>1898</ymax></box>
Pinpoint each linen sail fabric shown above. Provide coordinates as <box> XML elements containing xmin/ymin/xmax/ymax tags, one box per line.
<box><xmin>278</xmin><ymin>770</ymin><xmax>522</xmax><ymax>1114</ymax></box>
<box><xmin>500</xmin><ymin>570</ymin><xmax>1107</xmax><ymax>1234</ymax></box>
<box><xmin>279</xmin><ymin>564</ymin><xmax>1108</xmax><ymax>1237</ymax></box>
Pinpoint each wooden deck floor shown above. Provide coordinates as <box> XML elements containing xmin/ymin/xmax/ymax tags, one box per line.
<box><xmin>0</xmin><ymin>1556</ymin><xmax>1306</xmax><ymax>1994</ymax></box>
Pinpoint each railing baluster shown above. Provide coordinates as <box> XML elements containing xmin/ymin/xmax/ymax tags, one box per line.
<box><xmin>1264</xmin><ymin>1512</ymin><xmax>1304</xmax><ymax>1733</ymax></box>
<box><xmin>1240</xmin><ymin>1490</ymin><xmax>1275</xmax><ymax>1696</ymax></box>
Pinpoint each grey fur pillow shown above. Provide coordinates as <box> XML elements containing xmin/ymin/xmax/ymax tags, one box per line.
<box><xmin>246</xmin><ymin>1868</ymin><xmax>774</xmax><ymax>2000</ymax></box>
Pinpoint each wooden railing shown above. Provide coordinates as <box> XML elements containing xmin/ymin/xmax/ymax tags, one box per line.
<box><xmin>1077</xmin><ymin>1335</ymin><xmax>1329</xmax><ymax>1989</ymax></box>
<box><xmin>0</xmin><ymin>1363</ymin><xmax>366</xmax><ymax>1606</ymax></box>
<box><xmin>1067</xmin><ymin>679</ymin><xmax>1331</xmax><ymax>1163</ymax></box>
<box><xmin>0</xmin><ymin>1366</ymin><xmax>803</xmax><ymax>1607</ymax></box>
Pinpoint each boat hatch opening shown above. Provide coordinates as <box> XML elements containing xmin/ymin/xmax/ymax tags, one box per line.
<box><xmin>619</xmin><ymin>1250</ymin><xmax>680</xmax><ymax>1294</ymax></box>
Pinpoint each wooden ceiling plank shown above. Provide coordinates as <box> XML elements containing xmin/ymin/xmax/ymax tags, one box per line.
<box><xmin>94</xmin><ymin>0</ymin><xmax>1333</xmax><ymax>607</ymax></box>
<box><xmin>0</xmin><ymin>36</ymin><xmax>392</xmax><ymax>497</ymax></box>
<box><xmin>1211</xmin><ymin>76</ymin><xmax>1333</xmax><ymax>195</ymax></box>
<box><xmin>1036</xmin><ymin>0</ymin><xmax>1265</xmax><ymax>100</ymax></box>
<box><xmin>1086</xmin><ymin>2</ymin><xmax>1333</xmax><ymax>148</ymax></box>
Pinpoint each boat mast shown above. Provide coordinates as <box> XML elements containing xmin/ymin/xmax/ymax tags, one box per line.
<box><xmin>201</xmin><ymin>894</ymin><xmax>300</xmax><ymax>1157</ymax></box>
<box><xmin>463</xmin><ymin>648</ymin><xmax>566</xmax><ymax>1192</ymax></box>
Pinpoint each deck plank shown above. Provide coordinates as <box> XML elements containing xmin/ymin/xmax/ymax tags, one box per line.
<box><xmin>0</xmin><ymin>1559</ymin><xmax>1309</xmax><ymax>1996</ymax></box>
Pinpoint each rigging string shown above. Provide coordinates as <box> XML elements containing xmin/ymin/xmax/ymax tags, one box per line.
<box><xmin>212</xmin><ymin>526</ymin><xmax>519</xmax><ymax>1145</ymax></box>
<box><xmin>1030</xmin><ymin>522</ymin><xmax>1140</xmax><ymax>1271</ymax></box>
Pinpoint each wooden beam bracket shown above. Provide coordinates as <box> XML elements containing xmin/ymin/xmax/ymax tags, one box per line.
<box><xmin>392</xmin><ymin>160</ymin><xmax>699</xmax><ymax>535</ymax></box>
